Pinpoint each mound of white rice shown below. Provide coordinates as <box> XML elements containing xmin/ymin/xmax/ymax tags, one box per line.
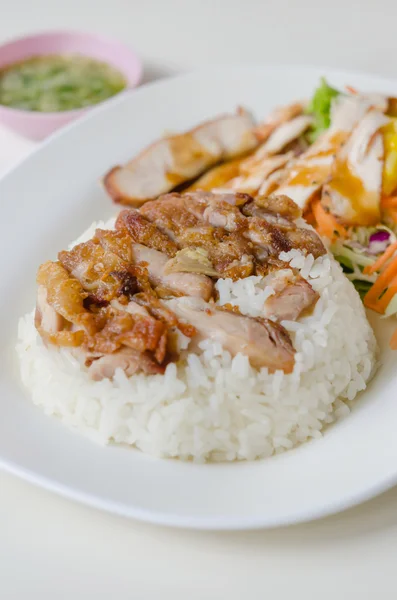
<box><xmin>16</xmin><ymin>220</ymin><xmax>378</xmax><ymax>461</ymax></box>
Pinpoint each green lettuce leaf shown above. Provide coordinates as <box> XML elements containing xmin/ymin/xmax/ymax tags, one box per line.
<box><xmin>306</xmin><ymin>78</ymin><xmax>340</xmax><ymax>142</ymax></box>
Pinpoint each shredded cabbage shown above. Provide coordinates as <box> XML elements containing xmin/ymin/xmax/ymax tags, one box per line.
<box><xmin>331</xmin><ymin>224</ymin><xmax>397</xmax><ymax>298</ymax></box>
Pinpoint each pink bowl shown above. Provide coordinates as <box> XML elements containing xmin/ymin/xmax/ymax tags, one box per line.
<box><xmin>0</xmin><ymin>31</ymin><xmax>143</xmax><ymax>140</ymax></box>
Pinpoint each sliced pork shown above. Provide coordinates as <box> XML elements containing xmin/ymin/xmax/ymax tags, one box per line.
<box><xmin>104</xmin><ymin>110</ymin><xmax>258</xmax><ymax>207</ymax></box>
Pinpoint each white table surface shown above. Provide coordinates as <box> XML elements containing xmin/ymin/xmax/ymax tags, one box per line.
<box><xmin>2</xmin><ymin>0</ymin><xmax>397</xmax><ymax>597</ymax></box>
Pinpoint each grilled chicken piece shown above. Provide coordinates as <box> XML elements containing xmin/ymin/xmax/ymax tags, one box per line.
<box><xmin>322</xmin><ymin>109</ymin><xmax>389</xmax><ymax>225</ymax></box>
<box><xmin>216</xmin><ymin>152</ymin><xmax>294</xmax><ymax>196</ymax></box>
<box><xmin>35</xmin><ymin>264</ymin><xmax>171</xmax><ymax>363</ymax></box>
<box><xmin>110</xmin><ymin>298</ymin><xmax>151</xmax><ymax>318</ymax></box>
<box><xmin>37</xmin><ymin>253</ymin><xmax>184</xmax><ymax>368</ymax></box>
<box><xmin>357</xmin><ymin>92</ymin><xmax>389</xmax><ymax>112</ymax></box>
<box><xmin>140</xmin><ymin>193</ymin><xmax>255</xmax><ymax>279</ymax></box>
<box><xmin>85</xmin><ymin>305</ymin><xmax>167</xmax><ymax>360</ymax></box>
<box><xmin>185</xmin><ymin>190</ymin><xmax>252</xmax><ymax>210</ymax></box>
<box><xmin>261</xmin><ymin>269</ymin><xmax>319</xmax><ymax>321</ymax></box>
<box><xmin>37</xmin><ymin>261</ymin><xmax>97</xmax><ymax>335</ymax></box>
<box><xmin>209</xmin><ymin>234</ymin><xmax>255</xmax><ymax>279</ymax></box>
<box><xmin>239</xmin><ymin>152</ymin><xmax>293</xmax><ymax>179</ymax></box>
<box><xmin>132</xmin><ymin>292</ymin><xmax>196</xmax><ymax>340</ymax></box>
<box><xmin>258</xmin><ymin>168</ymin><xmax>287</xmax><ymax>196</ymax></box>
<box><xmin>186</xmin><ymin>191</ymin><xmax>247</xmax><ymax>231</ymax></box>
<box><xmin>254</xmin><ymin>101</ymin><xmax>306</xmax><ymax>141</ymax></box>
<box><xmin>179</xmin><ymin>191</ymin><xmax>297</xmax><ymax>258</ymax></box>
<box><xmin>94</xmin><ymin>228</ymin><xmax>134</xmax><ymax>262</ymax></box>
<box><xmin>244</xmin><ymin>216</ymin><xmax>292</xmax><ymax>257</ymax></box>
<box><xmin>131</xmin><ymin>243</ymin><xmax>213</xmax><ymax>301</ymax></box>
<box><xmin>164</xmin><ymin>247</ymin><xmax>219</xmax><ymax>277</ymax></box>
<box><xmin>142</xmin><ymin>191</ymin><xmax>325</xmax><ymax>268</ymax></box>
<box><xmin>103</xmin><ymin>110</ymin><xmax>258</xmax><ymax>207</ymax></box>
<box><xmin>37</xmin><ymin>241</ymin><xmax>202</xmax><ymax>376</ymax></box>
<box><xmin>244</xmin><ymin>210</ymin><xmax>325</xmax><ymax>259</ymax></box>
<box><xmin>189</xmin><ymin>190</ymin><xmax>302</xmax><ymax>240</ymax></box>
<box><xmin>272</xmin><ymin>96</ymin><xmax>372</xmax><ymax>210</ymax></box>
<box><xmin>59</xmin><ymin>239</ymin><xmax>108</xmax><ymax>288</ymax></box>
<box><xmin>140</xmin><ymin>191</ymin><xmax>242</xmax><ymax>237</ymax></box>
<box><xmin>61</xmin><ymin>227</ymin><xmax>211</xmax><ymax>303</ymax></box>
<box><xmin>59</xmin><ymin>230</ymin><xmax>134</xmax><ymax>303</ymax></box>
<box><xmin>255</xmin><ymin>193</ymin><xmax>303</xmax><ymax>220</ymax></box>
<box><xmin>256</xmin><ymin>115</ymin><xmax>313</xmax><ymax>156</ymax></box>
<box><xmin>243</xmin><ymin>206</ymin><xmax>325</xmax><ymax>258</ymax></box>
<box><xmin>99</xmin><ymin>291</ymin><xmax>195</xmax><ymax>365</ymax></box>
<box><xmin>243</xmin><ymin>203</ymin><xmax>295</xmax><ymax>230</ymax></box>
<box><xmin>189</xmin><ymin>147</ymin><xmax>294</xmax><ymax>197</ymax></box>
<box><xmin>115</xmin><ymin>209</ymin><xmax>178</xmax><ymax>256</ymax></box>
<box><xmin>285</xmin><ymin>227</ymin><xmax>325</xmax><ymax>258</ymax></box>
<box><xmin>187</xmin><ymin>157</ymin><xmax>244</xmax><ymax>191</ymax></box>
<box><xmin>109</xmin><ymin>299</ymin><xmax>188</xmax><ymax>357</ymax></box>
<box><xmin>93</xmin><ymin>229</ymin><xmax>154</xmax><ymax>295</ymax></box>
<box><xmin>344</xmin><ymin>86</ymin><xmax>395</xmax><ymax>113</ymax></box>
<box><xmin>166</xmin><ymin>297</ymin><xmax>295</xmax><ymax>373</ymax></box>
<box><xmin>35</xmin><ymin>285</ymin><xmax>65</xmax><ymax>334</ymax></box>
<box><xmin>140</xmin><ymin>193</ymin><xmax>197</xmax><ymax>238</ymax></box>
<box><xmin>242</xmin><ymin>194</ymin><xmax>301</xmax><ymax>229</ymax></box>
<box><xmin>34</xmin><ymin>285</ymin><xmax>85</xmax><ymax>347</ymax></box>
<box><xmin>88</xmin><ymin>348</ymin><xmax>164</xmax><ymax>381</ymax></box>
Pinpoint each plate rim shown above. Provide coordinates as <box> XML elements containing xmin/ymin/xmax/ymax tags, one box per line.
<box><xmin>2</xmin><ymin>454</ymin><xmax>397</xmax><ymax>530</ymax></box>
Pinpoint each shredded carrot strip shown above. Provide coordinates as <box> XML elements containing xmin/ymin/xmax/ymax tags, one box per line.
<box><xmin>303</xmin><ymin>207</ymin><xmax>316</xmax><ymax>227</ymax></box>
<box><xmin>360</xmin><ymin>196</ymin><xmax>397</xmax><ymax>347</ymax></box>
<box><xmin>365</xmin><ymin>274</ymin><xmax>397</xmax><ymax>313</ymax></box>
<box><xmin>364</xmin><ymin>256</ymin><xmax>397</xmax><ymax>310</ymax></box>
<box><xmin>381</xmin><ymin>196</ymin><xmax>397</xmax><ymax>209</ymax></box>
<box><xmin>381</xmin><ymin>197</ymin><xmax>397</xmax><ymax>224</ymax></box>
<box><xmin>363</xmin><ymin>241</ymin><xmax>397</xmax><ymax>275</ymax></box>
<box><xmin>346</xmin><ymin>85</ymin><xmax>358</xmax><ymax>94</ymax></box>
<box><xmin>377</xmin><ymin>276</ymin><xmax>397</xmax><ymax>313</ymax></box>
<box><xmin>386</xmin><ymin>209</ymin><xmax>397</xmax><ymax>224</ymax></box>
<box><xmin>312</xmin><ymin>199</ymin><xmax>347</xmax><ymax>241</ymax></box>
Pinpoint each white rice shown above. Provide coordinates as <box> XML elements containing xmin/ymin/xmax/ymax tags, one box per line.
<box><xmin>16</xmin><ymin>221</ymin><xmax>378</xmax><ymax>461</ymax></box>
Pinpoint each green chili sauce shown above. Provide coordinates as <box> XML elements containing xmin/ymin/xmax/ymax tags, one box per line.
<box><xmin>0</xmin><ymin>54</ymin><xmax>126</xmax><ymax>112</ymax></box>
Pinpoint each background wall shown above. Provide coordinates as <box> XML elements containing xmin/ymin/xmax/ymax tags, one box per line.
<box><xmin>0</xmin><ymin>0</ymin><xmax>396</xmax><ymax>80</ymax></box>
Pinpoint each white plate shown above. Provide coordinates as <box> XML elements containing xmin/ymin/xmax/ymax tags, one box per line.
<box><xmin>1</xmin><ymin>65</ymin><xmax>397</xmax><ymax>530</ymax></box>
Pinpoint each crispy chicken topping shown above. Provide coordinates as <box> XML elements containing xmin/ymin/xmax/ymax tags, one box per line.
<box><xmin>36</xmin><ymin>191</ymin><xmax>323</xmax><ymax>379</ymax></box>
